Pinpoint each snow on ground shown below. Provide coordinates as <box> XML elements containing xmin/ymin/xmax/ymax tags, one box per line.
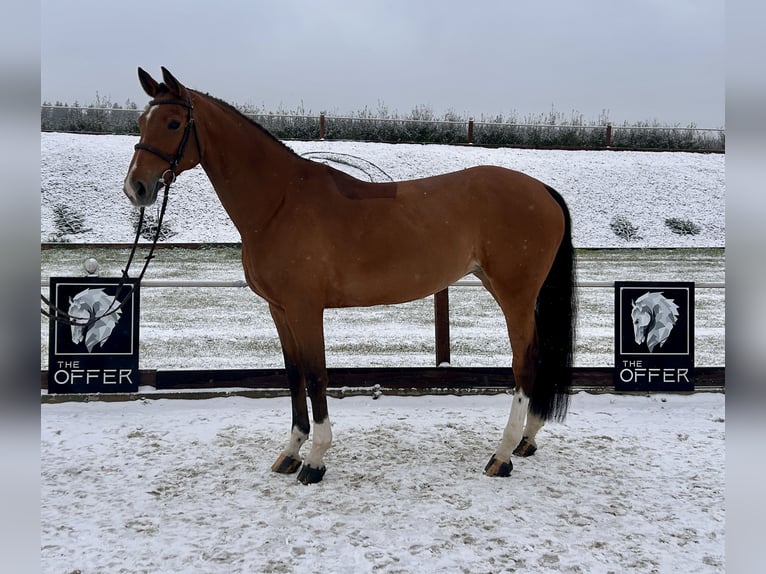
<box><xmin>40</xmin><ymin>132</ymin><xmax>725</xmax><ymax>248</ymax></box>
<box><xmin>41</xmin><ymin>133</ymin><xmax>725</xmax><ymax>573</ymax></box>
<box><xmin>41</xmin><ymin>392</ymin><xmax>724</xmax><ymax>573</ymax></box>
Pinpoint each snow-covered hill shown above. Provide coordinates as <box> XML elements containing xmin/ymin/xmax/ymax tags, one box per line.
<box><xmin>41</xmin><ymin>132</ymin><xmax>725</xmax><ymax>248</ymax></box>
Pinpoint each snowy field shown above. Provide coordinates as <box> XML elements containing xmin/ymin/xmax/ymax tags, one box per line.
<box><xmin>40</xmin><ymin>132</ymin><xmax>726</xmax><ymax>368</ymax></box>
<box><xmin>41</xmin><ymin>134</ymin><xmax>725</xmax><ymax>572</ymax></box>
<box><xmin>41</xmin><ymin>392</ymin><xmax>724</xmax><ymax>573</ymax></box>
<box><xmin>40</xmin><ymin>132</ymin><xmax>725</xmax><ymax>248</ymax></box>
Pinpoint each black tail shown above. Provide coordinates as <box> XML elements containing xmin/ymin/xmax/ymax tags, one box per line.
<box><xmin>529</xmin><ymin>185</ymin><xmax>577</xmax><ymax>422</ymax></box>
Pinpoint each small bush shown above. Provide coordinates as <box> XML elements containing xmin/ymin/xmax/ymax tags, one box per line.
<box><xmin>51</xmin><ymin>203</ymin><xmax>90</xmax><ymax>236</ymax></box>
<box><xmin>130</xmin><ymin>209</ymin><xmax>176</xmax><ymax>241</ymax></box>
<box><xmin>665</xmin><ymin>218</ymin><xmax>701</xmax><ymax>236</ymax></box>
<box><xmin>610</xmin><ymin>215</ymin><xmax>642</xmax><ymax>241</ymax></box>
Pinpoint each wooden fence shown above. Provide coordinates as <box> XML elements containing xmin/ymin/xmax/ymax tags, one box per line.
<box><xmin>40</xmin><ymin>275</ymin><xmax>726</xmax><ymax>399</ymax></box>
<box><xmin>40</xmin><ymin>105</ymin><xmax>725</xmax><ymax>152</ymax></box>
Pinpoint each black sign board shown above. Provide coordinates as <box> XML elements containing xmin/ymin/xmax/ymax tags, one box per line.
<box><xmin>615</xmin><ymin>281</ymin><xmax>694</xmax><ymax>391</ymax></box>
<box><xmin>48</xmin><ymin>277</ymin><xmax>140</xmax><ymax>393</ymax></box>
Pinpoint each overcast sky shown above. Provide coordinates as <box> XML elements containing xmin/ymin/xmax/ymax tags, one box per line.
<box><xmin>41</xmin><ymin>0</ymin><xmax>724</xmax><ymax>127</ymax></box>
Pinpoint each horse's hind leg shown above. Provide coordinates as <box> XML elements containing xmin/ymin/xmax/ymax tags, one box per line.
<box><xmin>514</xmin><ymin>412</ymin><xmax>544</xmax><ymax>457</ymax></box>
<box><xmin>483</xmin><ymin>291</ymin><xmax>539</xmax><ymax>477</ymax></box>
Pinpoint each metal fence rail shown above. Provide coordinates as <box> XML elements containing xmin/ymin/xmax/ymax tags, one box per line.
<box><xmin>41</xmin><ymin>278</ymin><xmax>726</xmax><ymax>289</ymax></box>
<box><xmin>40</xmin><ymin>105</ymin><xmax>725</xmax><ymax>151</ymax></box>
<box><xmin>41</xmin><ymin>276</ymin><xmax>725</xmax><ymax>378</ymax></box>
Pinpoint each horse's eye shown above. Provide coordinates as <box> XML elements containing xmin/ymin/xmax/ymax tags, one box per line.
<box><xmin>167</xmin><ymin>119</ymin><xmax>181</xmax><ymax>130</ymax></box>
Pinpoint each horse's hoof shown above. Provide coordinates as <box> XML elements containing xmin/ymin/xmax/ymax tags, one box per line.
<box><xmin>484</xmin><ymin>454</ymin><xmax>513</xmax><ymax>477</ymax></box>
<box><xmin>297</xmin><ymin>464</ymin><xmax>326</xmax><ymax>485</ymax></box>
<box><xmin>271</xmin><ymin>453</ymin><xmax>302</xmax><ymax>474</ymax></box>
<box><xmin>513</xmin><ymin>437</ymin><xmax>537</xmax><ymax>457</ymax></box>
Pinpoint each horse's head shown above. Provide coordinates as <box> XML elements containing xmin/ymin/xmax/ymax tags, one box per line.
<box><xmin>123</xmin><ymin>67</ymin><xmax>201</xmax><ymax>207</ymax></box>
<box><xmin>631</xmin><ymin>300</ymin><xmax>653</xmax><ymax>346</ymax></box>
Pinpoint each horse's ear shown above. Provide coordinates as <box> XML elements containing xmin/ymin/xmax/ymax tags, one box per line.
<box><xmin>138</xmin><ymin>67</ymin><xmax>159</xmax><ymax>97</ymax></box>
<box><xmin>161</xmin><ymin>66</ymin><xmax>187</xmax><ymax>98</ymax></box>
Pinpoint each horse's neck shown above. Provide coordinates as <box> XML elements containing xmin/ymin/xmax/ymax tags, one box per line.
<box><xmin>195</xmin><ymin>94</ymin><xmax>305</xmax><ymax>234</ymax></box>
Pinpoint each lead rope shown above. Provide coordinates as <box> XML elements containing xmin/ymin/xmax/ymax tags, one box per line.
<box><xmin>42</xmin><ymin>92</ymin><xmax>197</xmax><ymax>328</ymax></box>
<box><xmin>40</xmin><ymin>181</ymin><xmax>170</xmax><ymax>328</ymax></box>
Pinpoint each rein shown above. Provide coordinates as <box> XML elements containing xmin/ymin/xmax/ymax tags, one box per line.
<box><xmin>40</xmin><ymin>185</ymin><xmax>170</xmax><ymax>328</ymax></box>
<box><xmin>41</xmin><ymin>95</ymin><xmax>198</xmax><ymax>329</ymax></box>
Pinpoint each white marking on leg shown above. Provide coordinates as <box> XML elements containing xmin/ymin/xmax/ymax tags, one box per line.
<box><xmin>523</xmin><ymin>412</ymin><xmax>545</xmax><ymax>447</ymax></box>
<box><xmin>305</xmin><ymin>418</ymin><xmax>332</xmax><ymax>469</ymax></box>
<box><xmin>284</xmin><ymin>425</ymin><xmax>309</xmax><ymax>459</ymax></box>
<box><xmin>495</xmin><ymin>389</ymin><xmax>529</xmax><ymax>462</ymax></box>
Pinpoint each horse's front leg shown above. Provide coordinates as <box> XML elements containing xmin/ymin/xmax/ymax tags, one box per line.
<box><xmin>269</xmin><ymin>305</ymin><xmax>309</xmax><ymax>475</ymax></box>
<box><xmin>299</xmin><ymin>365</ymin><xmax>332</xmax><ymax>484</ymax></box>
<box><xmin>295</xmin><ymin>310</ymin><xmax>332</xmax><ymax>485</ymax></box>
<box><xmin>270</xmin><ymin>304</ymin><xmax>332</xmax><ymax>484</ymax></box>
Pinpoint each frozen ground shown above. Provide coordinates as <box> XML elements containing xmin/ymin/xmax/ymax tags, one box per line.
<box><xmin>40</xmin><ymin>132</ymin><xmax>725</xmax><ymax>248</ymax></box>
<box><xmin>41</xmin><ymin>134</ymin><xmax>725</xmax><ymax>573</ymax></box>
<box><xmin>41</xmin><ymin>392</ymin><xmax>724</xmax><ymax>573</ymax></box>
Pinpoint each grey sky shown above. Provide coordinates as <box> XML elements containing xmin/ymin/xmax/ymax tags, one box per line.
<box><xmin>41</xmin><ymin>0</ymin><xmax>725</xmax><ymax>127</ymax></box>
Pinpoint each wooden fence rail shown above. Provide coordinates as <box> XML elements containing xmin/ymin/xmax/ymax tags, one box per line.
<box><xmin>40</xmin><ymin>277</ymin><xmax>725</xmax><ymax>396</ymax></box>
<box><xmin>40</xmin><ymin>366</ymin><xmax>725</xmax><ymax>401</ymax></box>
<box><xmin>40</xmin><ymin>277</ymin><xmax>725</xmax><ymax>369</ymax></box>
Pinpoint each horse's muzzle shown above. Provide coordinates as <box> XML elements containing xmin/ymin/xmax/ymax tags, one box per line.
<box><xmin>124</xmin><ymin>177</ymin><xmax>162</xmax><ymax>207</ymax></box>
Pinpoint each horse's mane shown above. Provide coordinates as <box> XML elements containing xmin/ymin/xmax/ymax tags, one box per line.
<box><xmin>188</xmin><ymin>88</ymin><xmax>310</xmax><ymax>163</ymax></box>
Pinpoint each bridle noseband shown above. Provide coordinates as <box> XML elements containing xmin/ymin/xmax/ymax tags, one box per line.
<box><xmin>133</xmin><ymin>95</ymin><xmax>202</xmax><ymax>182</ymax></box>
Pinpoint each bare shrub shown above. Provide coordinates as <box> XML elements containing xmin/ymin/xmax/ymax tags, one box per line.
<box><xmin>610</xmin><ymin>215</ymin><xmax>642</xmax><ymax>241</ymax></box>
<box><xmin>665</xmin><ymin>218</ymin><xmax>702</xmax><ymax>236</ymax></box>
<box><xmin>51</xmin><ymin>203</ymin><xmax>90</xmax><ymax>236</ymax></box>
<box><xmin>130</xmin><ymin>209</ymin><xmax>176</xmax><ymax>241</ymax></box>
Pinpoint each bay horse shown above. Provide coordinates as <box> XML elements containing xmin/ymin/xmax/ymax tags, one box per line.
<box><xmin>123</xmin><ymin>67</ymin><xmax>577</xmax><ymax>484</ymax></box>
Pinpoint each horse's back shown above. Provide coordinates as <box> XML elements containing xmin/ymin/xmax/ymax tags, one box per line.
<box><xmin>395</xmin><ymin>165</ymin><xmax>566</xmax><ymax>251</ymax></box>
<box><xmin>396</xmin><ymin>165</ymin><xmax>562</xmax><ymax>221</ymax></box>
<box><xmin>313</xmin><ymin>165</ymin><xmax>566</xmax><ymax>305</ymax></box>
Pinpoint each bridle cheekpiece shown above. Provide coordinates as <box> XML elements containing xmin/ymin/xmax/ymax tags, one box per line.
<box><xmin>133</xmin><ymin>95</ymin><xmax>201</xmax><ymax>183</ymax></box>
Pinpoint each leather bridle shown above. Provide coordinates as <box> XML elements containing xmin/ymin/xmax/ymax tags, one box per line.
<box><xmin>133</xmin><ymin>95</ymin><xmax>202</xmax><ymax>184</ymax></box>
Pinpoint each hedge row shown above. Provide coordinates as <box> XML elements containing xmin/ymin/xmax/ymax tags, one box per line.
<box><xmin>40</xmin><ymin>104</ymin><xmax>724</xmax><ymax>151</ymax></box>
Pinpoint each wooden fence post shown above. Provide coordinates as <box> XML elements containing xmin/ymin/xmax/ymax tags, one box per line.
<box><xmin>434</xmin><ymin>288</ymin><xmax>451</xmax><ymax>365</ymax></box>
<box><xmin>467</xmin><ymin>118</ymin><xmax>474</xmax><ymax>145</ymax></box>
<box><xmin>605</xmin><ymin>123</ymin><xmax>612</xmax><ymax>147</ymax></box>
<box><xmin>319</xmin><ymin>112</ymin><xmax>326</xmax><ymax>140</ymax></box>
